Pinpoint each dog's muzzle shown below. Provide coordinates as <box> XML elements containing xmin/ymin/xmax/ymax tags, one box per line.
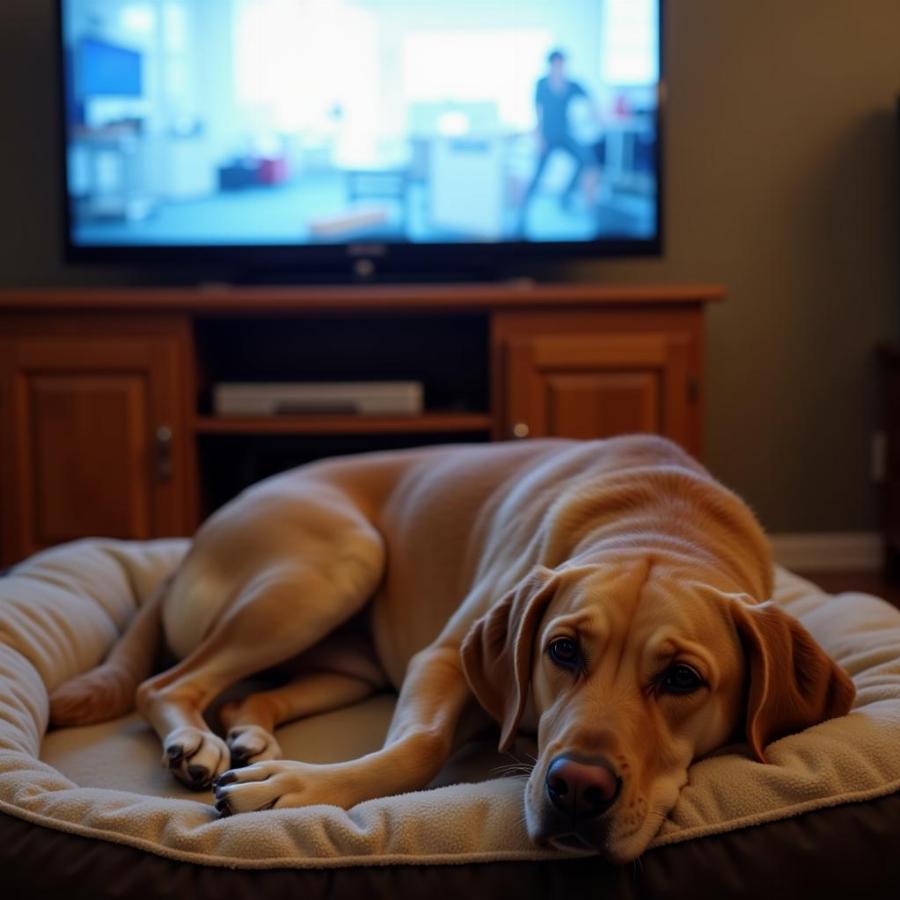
<box><xmin>545</xmin><ymin>754</ymin><xmax>622</xmax><ymax>819</ymax></box>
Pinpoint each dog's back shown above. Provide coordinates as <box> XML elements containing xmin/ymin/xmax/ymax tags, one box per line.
<box><xmin>292</xmin><ymin>435</ymin><xmax>773</xmax><ymax>680</ymax></box>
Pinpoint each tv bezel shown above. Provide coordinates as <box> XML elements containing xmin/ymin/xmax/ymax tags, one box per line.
<box><xmin>53</xmin><ymin>0</ymin><xmax>665</xmax><ymax>278</ymax></box>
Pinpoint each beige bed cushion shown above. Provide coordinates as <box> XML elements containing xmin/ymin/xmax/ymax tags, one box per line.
<box><xmin>0</xmin><ymin>538</ymin><xmax>898</xmax><ymax>868</ymax></box>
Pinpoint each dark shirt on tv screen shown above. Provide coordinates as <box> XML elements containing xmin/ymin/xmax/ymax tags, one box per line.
<box><xmin>536</xmin><ymin>77</ymin><xmax>587</xmax><ymax>143</ymax></box>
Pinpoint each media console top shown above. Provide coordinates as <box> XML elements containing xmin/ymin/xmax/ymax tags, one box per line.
<box><xmin>0</xmin><ymin>283</ymin><xmax>724</xmax><ymax>313</ymax></box>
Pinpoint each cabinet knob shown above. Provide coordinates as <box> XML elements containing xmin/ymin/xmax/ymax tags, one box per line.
<box><xmin>511</xmin><ymin>422</ymin><xmax>530</xmax><ymax>439</ymax></box>
<box><xmin>155</xmin><ymin>425</ymin><xmax>173</xmax><ymax>482</ymax></box>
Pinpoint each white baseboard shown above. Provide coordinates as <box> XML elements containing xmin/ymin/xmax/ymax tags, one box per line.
<box><xmin>769</xmin><ymin>532</ymin><xmax>882</xmax><ymax>573</ymax></box>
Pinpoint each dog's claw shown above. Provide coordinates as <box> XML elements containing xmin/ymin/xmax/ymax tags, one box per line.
<box><xmin>215</xmin><ymin>798</ymin><xmax>232</xmax><ymax>817</ymax></box>
<box><xmin>226</xmin><ymin>724</ymin><xmax>282</xmax><ymax>768</ymax></box>
<box><xmin>166</xmin><ymin>746</ymin><xmax>184</xmax><ymax>764</ymax></box>
<box><xmin>187</xmin><ymin>764</ymin><xmax>210</xmax><ymax>787</ymax></box>
<box><xmin>230</xmin><ymin>750</ymin><xmax>250</xmax><ymax>768</ymax></box>
<box><xmin>216</xmin><ymin>771</ymin><xmax>237</xmax><ymax>788</ymax></box>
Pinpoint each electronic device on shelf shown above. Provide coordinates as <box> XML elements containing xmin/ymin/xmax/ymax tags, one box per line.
<box><xmin>213</xmin><ymin>382</ymin><xmax>425</xmax><ymax>418</ymax></box>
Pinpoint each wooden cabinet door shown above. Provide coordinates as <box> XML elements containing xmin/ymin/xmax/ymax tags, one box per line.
<box><xmin>503</xmin><ymin>331</ymin><xmax>693</xmax><ymax>447</ymax></box>
<box><xmin>0</xmin><ymin>332</ymin><xmax>191</xmax><ymax>564</ymax></box>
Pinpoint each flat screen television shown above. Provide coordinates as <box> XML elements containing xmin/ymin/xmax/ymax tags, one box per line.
<box><xmin>56</xmin><ymin>0</ymin><xmax>663</xmax><ymax>279</ymax></box>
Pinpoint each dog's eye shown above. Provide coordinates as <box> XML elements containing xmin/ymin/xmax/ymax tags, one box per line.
<box><xmin>547</xmin><ymin>637</ymin><xmax>581</xmax><ymax>670</ymax></box>
<box><xmin>658</xmin><ymin>663</ymin><xmax>705</xmax><ymax>695</ymax></box>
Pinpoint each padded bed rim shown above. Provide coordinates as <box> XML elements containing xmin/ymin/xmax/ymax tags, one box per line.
<box><xmin>4</xmin><ymin>771</ymin><xmax>900</xmax><ymax>870</ymax></box>
<box><xmin>3</xmin><ymin>788</ymin><xmax>900</xmax><ymax>900</ymax></box>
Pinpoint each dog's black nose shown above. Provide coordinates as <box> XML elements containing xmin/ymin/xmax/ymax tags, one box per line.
<box><xmin>545</xmin><ymin>755</ymin><xmax>621</xmax><ymax>819</ymax></box>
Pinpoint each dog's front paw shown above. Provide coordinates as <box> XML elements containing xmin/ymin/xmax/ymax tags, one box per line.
<box><xmin>226</xmin><ymin>724</ymin><xmax>282</xmax><ymax>767</ymax></box>
<box><xmin>163</xmin><ymin>727</ymin><xmax>230</xmax><ymax>790</ymax></box>
<box><xmin>213</xmin><ymin>761</ymin><xmax>349</xmax><ymax>815</ymax></box>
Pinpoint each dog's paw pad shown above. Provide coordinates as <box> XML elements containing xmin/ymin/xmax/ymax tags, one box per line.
<box><xmin>162</xmin><ymin>727</ymin><xmax>229</xmax><ymax>790</ymax></box>
<box><xmin>227</xmin><ymin>725</ymin><xmax>282</xmax><ymax>767</ymax></box>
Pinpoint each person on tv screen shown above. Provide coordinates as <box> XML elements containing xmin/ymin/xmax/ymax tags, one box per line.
<box><xmin>521</xmin><ymin>49</ymin><xmax>599</xmax><ymax>225</ymax></box>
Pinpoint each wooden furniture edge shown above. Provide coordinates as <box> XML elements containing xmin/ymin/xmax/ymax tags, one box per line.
<box><xmin>0</xmin><ymin>283</ymin><xmax>725</xmax><ymax>313</ymax></box>
<box><xmin>194</xmin><ymin>413</ymin><xmax>494</xmax><ymax>435</ymax></box>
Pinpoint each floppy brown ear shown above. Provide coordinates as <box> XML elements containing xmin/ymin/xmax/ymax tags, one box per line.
<box><xmin>730</xmin><ymin>600</ymin><xmax>855</xmax><ymax>762</ymax></box>
<box><xmin>460</xmin><ymin>566</ymin><xmax>557</xmax><ymax>751</ymax></box>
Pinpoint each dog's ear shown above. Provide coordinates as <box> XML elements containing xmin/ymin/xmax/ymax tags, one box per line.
<box><xmin>729</xmin><ymin>600</ymin><xmax>855</xmax><ymax>762</ymax></box>
<box><xmin>460</xmin><ymin>566</ymin><xmax>557</xmax><ymax>751</ymax></box>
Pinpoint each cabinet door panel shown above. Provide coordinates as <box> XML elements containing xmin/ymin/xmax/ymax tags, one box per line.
<box><xmin>505</xmin><ymin>332</ymin><xmax>690</xmax><ymax>445</ymax></box>
<box><xmin>545</xmin><ymin>372</ymin><xmax>660</xmax><ymax>439</ymax></box>
<box><xmin>28</xmin><ymin>374</ymin><xmax>152</xmax><ymax>543</ymax></box>
<box><xmin>0</xmin><ymin>330</ymin><xmax>191</xmax><ymax>564</ymax></box>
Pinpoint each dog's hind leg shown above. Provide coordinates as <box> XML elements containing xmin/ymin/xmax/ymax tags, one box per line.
<box><xmin>137</xmin><ymin>522</ymin><xmax>384</xmax><ymax>790</ymax></box>
<box><xmin>213</xmin><ymin>643</ymin><xmax>472</xmax><ymax>814</ymax></box>
<box><xmin>219</xmin><ymin>630</ymin><xmax>389</xmax><ymax>767</ymax></box>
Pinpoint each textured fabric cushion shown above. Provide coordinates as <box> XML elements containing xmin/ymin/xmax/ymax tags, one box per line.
<box><xmin>0</xmin><ymin>538</ymin><xmax>899</xmax><ymax>868</ymax></box>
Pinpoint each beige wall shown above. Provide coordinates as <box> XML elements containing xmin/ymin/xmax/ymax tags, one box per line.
<box><xmin>577</xmin><ymin>0</ymin><xmax>900</xmax><ymax>533</ymax></box>
<box><xmin>0</xmin><ymin>0</ymin><xmax>897</xmax><ymax>533</ymax></box>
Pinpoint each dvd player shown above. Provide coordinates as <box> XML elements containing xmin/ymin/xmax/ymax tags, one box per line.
<box><xmin>213</xmin><ymin>382</ymin><xmax>424</xmax><ymax>417</ymax></box>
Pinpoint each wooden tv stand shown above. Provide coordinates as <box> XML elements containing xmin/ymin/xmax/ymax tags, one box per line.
<box><xmin>0</xmin><ymin>282</ymin><xmax>723</xmax><ymax>565</ymax></box>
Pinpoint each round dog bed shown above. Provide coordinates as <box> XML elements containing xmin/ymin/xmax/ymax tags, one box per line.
<box><xmin>2</xmin><ymin>539</ymin><xmax>900</xmax><ymax>899</ymax></box>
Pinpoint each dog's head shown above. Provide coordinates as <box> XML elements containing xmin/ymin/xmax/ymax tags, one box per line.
<box><xmin>461</xmin><ymin>561</ymin><xmax>854</xmax><ymax>862</ymax></box>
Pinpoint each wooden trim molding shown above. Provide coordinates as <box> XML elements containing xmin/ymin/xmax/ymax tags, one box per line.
<box><xmin>0</xmin><ymin>283</ymin><xmax>725</xmax><ymax>313</ymax></box>
<box><xmin>770</xmin><ymin>532</ymin><xmax>882</xmax><ymax>573</ymax></box>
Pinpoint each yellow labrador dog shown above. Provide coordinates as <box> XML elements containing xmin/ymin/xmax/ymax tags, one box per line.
<box><xmin>50</xmin><ymin>435</ymin><xmax>854</xmax><ymax>862</ymax></box>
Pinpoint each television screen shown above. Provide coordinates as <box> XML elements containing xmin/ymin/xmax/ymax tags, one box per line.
<box><xmin>58</xmin><ymin>0</ymin><xmax>661</xmax><ymax>263</ymax></box>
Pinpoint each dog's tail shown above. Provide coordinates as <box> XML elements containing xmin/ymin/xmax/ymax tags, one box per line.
<box><xmin>48</xmin><ymin>579</ymin><xmax>169</xmax><ymax>727</ymax></box>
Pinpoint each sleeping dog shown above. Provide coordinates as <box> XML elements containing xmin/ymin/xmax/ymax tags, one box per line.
<box><xmin>50</xmin><ymin>435</ymin><xmax>854</xmax><ymax>862</ymax></box>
